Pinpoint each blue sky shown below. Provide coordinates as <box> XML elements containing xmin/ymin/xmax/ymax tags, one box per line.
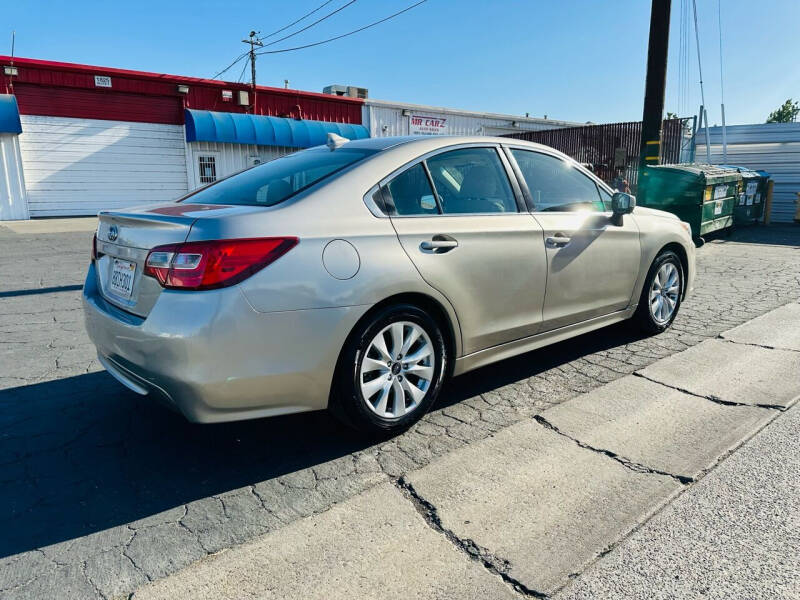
<box><xmin>3</xmin><ymin>0</ymin><xmax>798</xmax><ymax>125</ymax></box>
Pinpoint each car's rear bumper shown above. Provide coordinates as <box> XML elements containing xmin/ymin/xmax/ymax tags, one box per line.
<box><xmin>82</xmin><ymin>263</ymin><xmax>369</xmax><ymax>423</ymax></box>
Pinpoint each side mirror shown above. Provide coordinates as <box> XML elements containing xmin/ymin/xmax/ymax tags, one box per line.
<box><xmin>612</xmin><ymin>192</ymin><xmax>636</xmax><ymax>215</ymax></box>
<box><xmin>610</xmin><ymin>192</ymin><xmax>635</xmax><ymax>226</ymax></box>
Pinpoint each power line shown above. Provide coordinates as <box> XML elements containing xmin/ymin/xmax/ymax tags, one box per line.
<box><xmin>684</xmin><ymin>0</ymin><xmax>691</xmax><ymax>115</ymax></box>
<box><xmin>262</xmin><ymin>0</ymin><xmax>337</xmax><ymax>40</ymax></box>
<box><xmin>717</xmin><ymin>0</ymin><xmax>725</xmax><ymax>106</ymax></box>
<box><xmin>261</xmin><ymin>0</ymin><xmax>359</xmax><ymax>49</ymax></box>
<box><xmin>210</xmin><ymin>0</ymin><xmax>356</xmax><ymax>80</ymax></box>
<box><xmin>212</xmin><ymin>0</ymin><xmax>425</xmax><ymax>82</ymax></box>
<box><xmin>691</xmin><ymin>0</ymin><xmax>712</xmax><ymax>162</ymax></box>
<box><xmin>209</xmin><ymin>52</ymin><xmax>248</xmax><ymax>80</ymax></box>
<box><xmin>676</xmin><ymin>0</ymin><xmax>685</xmax><ymax>115</ymax></box>
<box><xmin>718</xmin><ymin>0</ymin><xmax>727</xmax><ymax>163</ymax></box>
<box><xmin>209</xmin><ymin>28</ymin><xmax>264</xmax><ymax>82</ymax></box>
<box><xmin>256</xmin><ymin>0</ymin><xmax>427</xmax><ymax>56</ymax></box>
<box><xmin>236</xmin><ymin>56</ymin><xmax>250</xmax><ymax>83</ymax></box>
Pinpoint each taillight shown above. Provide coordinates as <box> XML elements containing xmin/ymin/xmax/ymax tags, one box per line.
<box><xmin>91</xmin><ymin>233</ymin><xmax>98</xmax><ymax>261</ymax></box>
<box><xmin>144</xmin><ymin>237</ymin><xmax>298</xmax><ymax>290</ymax></box>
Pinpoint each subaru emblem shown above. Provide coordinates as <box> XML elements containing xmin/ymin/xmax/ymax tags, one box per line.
<box><xmin>108</xmin><ymin>225</ymin><xmax>118</xmax><ymax>242</ymax></box>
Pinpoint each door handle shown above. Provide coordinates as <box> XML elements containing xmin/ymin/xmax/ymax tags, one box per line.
<box><xmin>545</xmin><ymin>234</ymin><xmax>571</xmax><ymax>247</ymax></box>
<box><xmin>420</xmin><ymin>238</ymin><xmax>459</xmax><ymax>253</ymax></box>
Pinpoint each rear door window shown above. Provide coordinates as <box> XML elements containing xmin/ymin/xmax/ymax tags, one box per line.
<box><xmin>426</xmin><ymin>147</ymin><xmax>517</xmax><ymax>214</ymax></box>
<box><xmin>383</xmin><ymin>163</ymin><xmax>439</xmax><ymax>216</ymax></box>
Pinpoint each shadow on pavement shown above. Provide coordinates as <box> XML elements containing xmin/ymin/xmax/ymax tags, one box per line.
<box><xmin>0</xmin><ymin>284</ymin><xmax>84</xmax><ymax>298</ymax></box>
<box><xmin>705</xmin><ymin>223</ymin><xmax>800</xmax><ymax>248</ymax></box>
<box><xmin>0</xmin><ymin>317</ymin><xmax>645</xmax><ymax>559</ymax></box>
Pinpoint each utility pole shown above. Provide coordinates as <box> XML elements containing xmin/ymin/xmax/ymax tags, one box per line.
<box><xmin>241</xmin><ymin>31</ymin><xmax>263</xmax><ymax>113</ymax></box>
<box><xmin>639</xmin><ymin>0</ymin><xmax>672</xmax><ymax>185</ymax></box>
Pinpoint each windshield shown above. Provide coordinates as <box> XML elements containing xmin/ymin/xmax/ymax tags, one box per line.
<box><xmin>181</xmin><ymin>146</ymin><xmax>377</xmax><ymax>206</ymax></box>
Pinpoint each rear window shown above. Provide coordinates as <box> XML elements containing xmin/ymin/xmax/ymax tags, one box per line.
<box><xmin>181</xmin><ymin>146</ymin><xmax>377</xmax><ymax>207</ymax></box>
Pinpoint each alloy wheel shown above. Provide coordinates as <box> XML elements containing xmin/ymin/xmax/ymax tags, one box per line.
<box><xmin>649</xmin><ymin>262</ymin><xmax>680</xmax><ymax>324</ymax></box>
<box><xmin>359</xmin><ymin>321</ymin><xmax>434</xmax><ymax>418</ymax></box>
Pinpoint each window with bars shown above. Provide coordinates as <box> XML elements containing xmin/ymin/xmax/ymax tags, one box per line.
<box><xmin>198</xmin><ymin>155</ymin><xmax>217</xmax><ymax>184</ymax></box>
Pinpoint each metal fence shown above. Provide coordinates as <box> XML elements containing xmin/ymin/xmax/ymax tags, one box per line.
<box><xmin>504</xmin><ymin>118</ymin><xmax>691</xmax><ymax>191</ymax></box>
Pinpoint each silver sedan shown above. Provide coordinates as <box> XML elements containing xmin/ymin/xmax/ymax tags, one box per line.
<box><xmin>83</xmin><ymin>135</ymin><xmax>695</xmax><ymax>434</ymax></box>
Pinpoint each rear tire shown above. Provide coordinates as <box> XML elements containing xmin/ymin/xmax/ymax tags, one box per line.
<box><xmin>330</xmin><ymin>304</ymin><xmax>447</xmax><ymax>436</ymax></box>
<box><xmin>633</xmin><ymin>250</ymin><xmax>683</xmax><ymax>334</ymax></box>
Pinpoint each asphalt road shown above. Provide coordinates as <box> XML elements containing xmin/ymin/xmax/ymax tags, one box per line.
<box><xmin>1</xmin><ymin>224</ymin><xmax>799</xmax><ymax>599</ymax></box>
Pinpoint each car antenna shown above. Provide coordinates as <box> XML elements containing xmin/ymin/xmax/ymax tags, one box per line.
<box><xmin>327</xmin><ymin>133</ymin><xmax>348</xmax><ymax>151</ymax></box>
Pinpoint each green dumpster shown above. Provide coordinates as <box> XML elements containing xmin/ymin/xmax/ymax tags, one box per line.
<box><xmin>727</xmin><ymin>166</ymin><xmax>769</xmax><ymax>225</ymax></box>
<box><xmin>639</xmin><ymin>164</ymin><xmax>741</xmax><ymax>240</ymax></box>
<box><xmin>752</xmin><ymin>169</ymin><xmax>771</xmax><ymax>222</ymax></box>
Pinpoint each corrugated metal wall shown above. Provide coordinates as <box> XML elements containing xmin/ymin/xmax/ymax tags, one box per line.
<box><xmin>364</xmin><ymin>103</ymin><xmax>570</xmax><ymax>138</ymax></box>
<box><xmin>186</xmin><ymin>141</ymin><xmax>296</xmax><ymax>190</ymax></box>
<box><xmin>19</xmin><ymin>115</ymin><xmax>188</xmax><ymax>216</ymax></box>
<box><xmin>696</xmin><ymin>123</ymin><xmax>800</xmax><ymax>223</ymax></box>
<box><xmin>4</xmin><ymin>55</ymin><xmax>365</xmax><ymax>125</ymax></box>
<box><xmin>14</xmin><ymin>83</ymin><xmax>183</xmax><ymax>125</ymax></box>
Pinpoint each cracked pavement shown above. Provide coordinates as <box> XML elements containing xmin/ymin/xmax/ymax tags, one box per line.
<box><xmin>1</xmin><ymin>224</ymin><xmax>799</xmax><ymax>599</ymax></box>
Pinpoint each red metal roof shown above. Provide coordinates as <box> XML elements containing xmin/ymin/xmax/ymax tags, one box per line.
<box><xmin>0</xmin><ymin>55</ymin><xmax>364</xmax><ymax>125</ymax></box>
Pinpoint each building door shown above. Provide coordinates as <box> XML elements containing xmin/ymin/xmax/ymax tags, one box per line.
<box><xmin>17</xmin><ymin>115</ymin><xmax>188</xmax><ymax>216</ymax></box>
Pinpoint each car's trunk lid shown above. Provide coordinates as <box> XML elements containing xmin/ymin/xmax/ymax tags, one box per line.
<box><xmin>94</xmin><ymin>203</ymin><xmax>234</xmax><ymax>317</ymax></box>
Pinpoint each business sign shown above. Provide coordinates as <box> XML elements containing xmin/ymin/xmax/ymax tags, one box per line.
<box><xmin>409</xmin><ymin>114</ymin><xmax>448</xmax><ymax>136</ymax></box>
<box><xmin>94</xmin><ymin>75</ymin><xmax>112</xmax><ymax>88</ymax></box>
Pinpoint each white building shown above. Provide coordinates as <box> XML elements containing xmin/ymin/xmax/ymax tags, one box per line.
<box><xmin>363</xmin><ymin>97</ymin><xmax>579</xmax><ymax>138</ymax></box>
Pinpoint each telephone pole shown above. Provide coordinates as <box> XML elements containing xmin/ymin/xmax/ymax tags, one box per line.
<box><xmin>639</xmin><ymin>0</ymin><xmax>672</xmax><ymax>180</ymax></box>
<box><xmin>241</xmin><ymin>31</ymin><xmax>263</xmax><ymax>113</ymax></box>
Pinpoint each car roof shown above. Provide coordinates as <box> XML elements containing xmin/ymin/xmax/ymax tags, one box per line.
<box><xmin>341</xmin><ymin>134</ymin><xmax>558</xmax><ymax>155</ymax></box>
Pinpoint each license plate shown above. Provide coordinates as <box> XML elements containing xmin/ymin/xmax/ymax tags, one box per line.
<box><xmin>109</xmin><ymin>258</ymin><xmax>136</xmax><ymax>298</ymax></box>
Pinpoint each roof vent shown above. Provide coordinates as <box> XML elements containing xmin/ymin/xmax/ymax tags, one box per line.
<box><xmin>323</xmin><ymin>84</ymin><xmax>368</xmax><ymax>99</ymax></box>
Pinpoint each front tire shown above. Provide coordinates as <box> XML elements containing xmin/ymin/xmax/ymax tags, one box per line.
<box><xmin>330</xmin><ymin>304</ymin><xmax>447</xmax><ymax>435</ymax></box>
<box><xmin>633</xmin><ymin>250</ymin><xmax>683</xmax><ymax>334</ymax></box>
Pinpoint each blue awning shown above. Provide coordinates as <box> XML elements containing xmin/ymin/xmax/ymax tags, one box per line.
<box><xmin>0</xmin><ymin>95</ymin><xmax>22</xmax><ymax>135</ymax></box>
<box><xmin>184</xmin><ymin>109</ymin><xmax>369</xmax><ymax>148</ymax></box>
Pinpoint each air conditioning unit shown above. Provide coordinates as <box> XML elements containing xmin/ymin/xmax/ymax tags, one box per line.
<box><xmin>323</xmin><ymin>84</ymin><xmax>347</xmax><ymax>96</ymax></box>
<box><xmin>347</xmin><ymin>86</ymin><xmax>368</xmax><ymax>99</ymax></box>
<box><xmin>323</xmin><ymin>84</ymin><xmax>368</xmax><ymax>99</ymax></box>
<box><xmin>237</xmin><ymin>90</ymin><xmax>250</xmax><ymax>106</ymax></box>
